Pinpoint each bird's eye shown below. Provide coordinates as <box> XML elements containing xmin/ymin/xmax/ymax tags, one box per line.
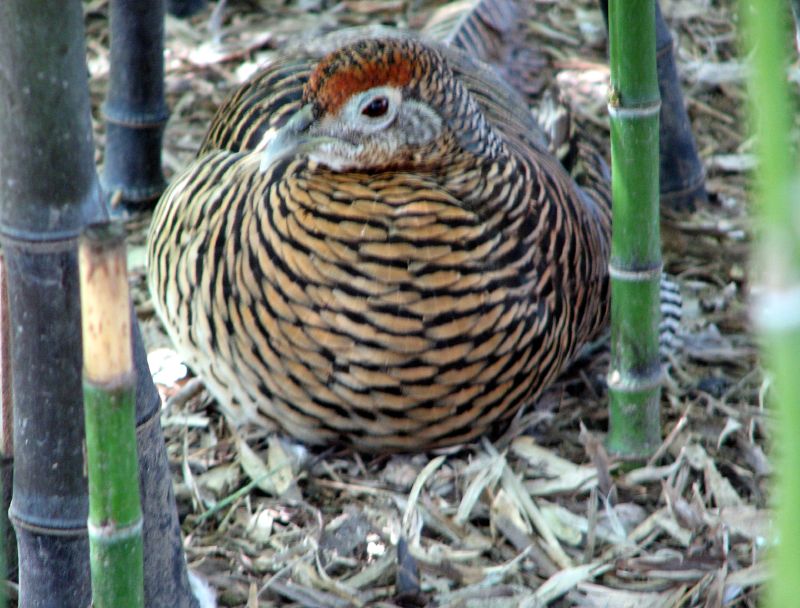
<box><xmin>361</xmin><ymin>96</ymin><xmax>389</xmax><ymax>118</ymax></box>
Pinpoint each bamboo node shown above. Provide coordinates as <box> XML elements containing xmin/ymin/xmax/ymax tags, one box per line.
<box><xmin>607</xmin><ymin>367</ymin><xmax>664</xmax><ymax>392</ymax></box>
<box><xmin>84</xmin><ymin>370</ymin><xmax>137</xmax><ymax>393</ymax></box>
<box><xmin>753</xmin><ymin>285</ymin><xmax>800</xmax><ymax>331</ymax></box>
<box><xmin>607</xmin><ymin>87</ymin><xmax>620</xmax><ymax>108</ymax></box>
<box><xmin>87</xmin><ymin>517</ymin><xmax>144</xmax><ymax>541</ymax></box>
<box><xmin>607</xmin><ymin>99</ymin><xmax>661</xmax><ymax>118</ymax></box>
<box><xmin>608</xmin><ymin>263</ymin><xmax>663</xmax><ymax>281</ymax></box>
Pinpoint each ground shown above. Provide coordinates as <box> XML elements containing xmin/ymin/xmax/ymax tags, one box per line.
<box><xmin>84</xmin><ymin>1</ymin><xmax>764</xmax><ymax>606</ymax></box>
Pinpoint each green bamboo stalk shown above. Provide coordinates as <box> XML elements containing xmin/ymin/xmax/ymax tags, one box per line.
<box><xmin>79</xmin><ymin>222</ymin><xmax>144</xmax><ymax>608</ymax></box>
<box><xmin>744</xmin><ymin>3</ymin><xmax>800</xmax><ymax>607</ymax></box>
<box><xmin>606</xmin><ymin>0</ymin><xmax>663</xmax><ymax>459</ymax></box>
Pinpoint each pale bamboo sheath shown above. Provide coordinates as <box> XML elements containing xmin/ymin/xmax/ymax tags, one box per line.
<box><xmin>80</xmin><ymin>223</ymin><xmax>144</xmax><ymax>608</ymax></box>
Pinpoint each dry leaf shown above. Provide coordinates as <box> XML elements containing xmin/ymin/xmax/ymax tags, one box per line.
<box><xmin>527</xmin><ymin>563</ymin><xmax>604</xmax><ymax>606</ymax></box>
<box><xmin>233</xmin><ymin>433</ymin><xmax>296</xmax><ymax>497</ymax></box>
<box><xmin>713</xmin><ymin>506</ymin><xmax>771</xmax><ymax>543</ymax></box>
<box><xmin>512</xmin><ymin>436</ymin><xmax>599</xmax><ymax>496</ymax></box>
<box><xmin>491</xmin><ymin>488</ymin><xmax>533</xmax><ymax>537</ymax></box>
<box><xmin>248</xmin><ymin>508</ymin><xmax>275</xmax><ymax>545</ymax></box>
<box><xmin>197</xmin><ymin>463</ymin><xmax>239</xmax><ymax>498</ymax></box>
<box><xmin>455</xmin><ymin>452</ymin><xmax>505</xmax><ymax>525</ymax></box>
<box><xmin>575</xmin><ymin>582</ymin><xmax>687</xmax><ymax>608</ymax></box>
<box><xmin>147</xmin><ymin>347</ymin><xmax>188</xmax><ymax>386</ymax></box>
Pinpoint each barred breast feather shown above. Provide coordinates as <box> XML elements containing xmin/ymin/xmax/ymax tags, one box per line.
<box><xmin>147</xmin><ymin>8</ymin><xmax>611</xmax><ymax>451</ymax></box>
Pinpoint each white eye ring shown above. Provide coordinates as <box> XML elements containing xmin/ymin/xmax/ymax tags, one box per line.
<box><xmin>344</xmin><ymin>86</ymin><xmax>401</xmax><ymax>133</ymax></box>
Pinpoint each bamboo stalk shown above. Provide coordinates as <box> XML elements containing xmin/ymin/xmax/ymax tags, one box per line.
<box><xmin>79</xmin><ymin>222</ymin><xmax>143</xmax><ymax>608</ymax></box>
<box><xmin>101</xmin><ymin>0</ymin><xmax>169</xmax><ymax>214</ymax></box>
<box><xmin>606</xmin><ymin>0</ymin><xmax>663</xmax><ymax>459</ymax></box>
<box><xmin>651</xmin><ymin>1</ymin><xmax>706</xmax><ymax>211</ymax></box>
<box><xmin>744</xmin><ymin>3</ymin><xmax>800</xmax><ymax>607</ymax></box>
<box><xmin>0</xmin><ymin>254</ymin><xmax>15</xmax><ymax>589</ymax></box>
<box><xmin>599</xmin><ymin>0</ymin><xmax>707</xmax><ymax>211</ymax></box>
<box><xmin>167</xmin><ymin>0</ymin><xmax>207</xmax><ymax>18</ymax></box>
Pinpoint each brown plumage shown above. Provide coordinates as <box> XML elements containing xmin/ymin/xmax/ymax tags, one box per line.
<box><xmin>147</xmin><ymin>4</ymin><xmax>612</xmax><ymax>451</ymax></box>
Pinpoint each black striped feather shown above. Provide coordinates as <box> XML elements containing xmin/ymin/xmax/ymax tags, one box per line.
<box><xmin>148</xmin><ymin>6</ymin><xmax>613</xmax><ymax>451</ymax></box>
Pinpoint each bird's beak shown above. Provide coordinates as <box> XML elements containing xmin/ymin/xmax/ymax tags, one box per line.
<box><xmin>259</xmin><ymin>104</ymin><xmax>328</xmax><ymax>172</ymax></box>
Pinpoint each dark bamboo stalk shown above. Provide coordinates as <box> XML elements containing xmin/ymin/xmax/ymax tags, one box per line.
<box><xmin>599</xmin><ymin>0</ymin><xmax>706</xmax><ymax>211</ymax></box>
<box><xmin>167</xmin><ymin>0</ymin><xmax>207</xmax><ymax>18</ymax></box>
<box><xmin>80</xmin><ymin>223</ymin><xmax>143</xmax><ymax>608</ymax></box>
<box><xmin>744</xmin><ymin>3</ymin><xmax>800</xmax><ymax>607</ymax></box>
<box><xmin>606</xmin><ymin>0</ymin><xmax>663</xmax><ymax>459</ymax></box>
<box><xmin>652</xmin><ymin>1</ymin><xmax>706</xmax><ymax>210</ymax></box>
<box><xmin>0</xmin><ymin>254</ymin><xmax>16</xmax><ymax>586</ymax></box>
<box><xmin>132</xmin><ymin>329</ymin><xmax>199</xmax><ymax>608</ymax></box>
<box><xmin>0</xmin><ymin>1</ymin><xmax>197</xmax><ymax>606</ymax></box>
<box><xmin>101</xmin><ymin>0</ymin><xmax>169</xmax><ymax>214</ymax></box>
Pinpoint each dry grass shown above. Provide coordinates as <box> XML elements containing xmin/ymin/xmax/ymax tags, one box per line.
<box><xmin>85</xmin><ymin>0</ymin><xmax>765</xmax><ymax>605</ymax></box>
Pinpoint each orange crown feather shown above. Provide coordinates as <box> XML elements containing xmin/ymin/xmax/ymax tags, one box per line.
<box><xmin>304</xmin><ymin>39</ymin><xmax>423</xmax><ymax>116</ymax></box>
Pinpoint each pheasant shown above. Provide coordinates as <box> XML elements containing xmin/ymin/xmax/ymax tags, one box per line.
<box><xmin>147</xmin><ymin>7</ymin><xmax>614</xmax><ymax>451</ymax></box>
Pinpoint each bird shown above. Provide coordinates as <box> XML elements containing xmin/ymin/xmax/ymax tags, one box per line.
<box><xmin>147</xmin><ymin>3</ymin><xmax>614</xmax><ymax>452</ymax></box>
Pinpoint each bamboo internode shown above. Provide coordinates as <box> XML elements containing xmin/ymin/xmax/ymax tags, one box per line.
<box><xmin>79</xmin><ymin>223</ymin><xmax>133</xmax><ymax>384</ymax></box>
<box><xmin>744</xmin><ymin>2</ymin><xmax>800</xmax><ymax>607</ymax></box>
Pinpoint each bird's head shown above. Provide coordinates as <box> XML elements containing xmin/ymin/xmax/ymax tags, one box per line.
<box><xmin>260</xmin><ymin>37</ymin><xmax>497</xmax><ymax>173</ymax></box>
